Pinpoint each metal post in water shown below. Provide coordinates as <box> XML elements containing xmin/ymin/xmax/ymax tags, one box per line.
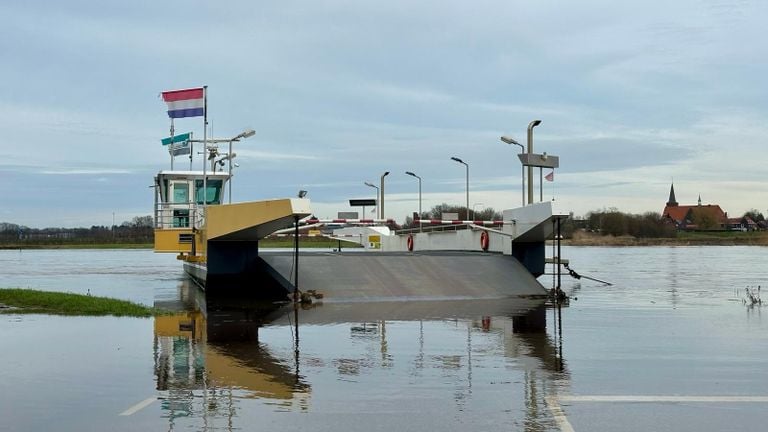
<box><xmin>557</xmin><ymin>217</ymin><xmax>562</xmax><ymax>292</ymax></box>
<box><xmin>552</xmin><ymin>219</ymin><xmax>556</xmax><ymax>291</ymax></box>
<box><xmin>556</xmin><ymin>302</ymin><xmax>563</xmax><ymax>372</ymax></box>
<box><xmin>293</xmin><ymin>215</ymin><xmax>299</xmax><ymax>303</ymax></box>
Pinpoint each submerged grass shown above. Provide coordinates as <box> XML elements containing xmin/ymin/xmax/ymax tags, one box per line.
<box><xmin>0</xmin><ymin>288</ymin><xmax>158</xmax><ymax>317</ymax></box>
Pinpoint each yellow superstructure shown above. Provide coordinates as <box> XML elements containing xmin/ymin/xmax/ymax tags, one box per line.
<box><xmin>153</xmin><ymin>170</ymin><xmax>312</xmax><ymax>273</ymax></box>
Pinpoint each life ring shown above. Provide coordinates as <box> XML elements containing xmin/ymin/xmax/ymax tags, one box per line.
<box><xmin>407</xmin><ymin>235</ymin><xmax>414</xmax><ymax>251</ymax></box>
<box><xmin>480</xmin><ymin>231</ymin><xmax>489</xmax><ymax>251</ymax></box>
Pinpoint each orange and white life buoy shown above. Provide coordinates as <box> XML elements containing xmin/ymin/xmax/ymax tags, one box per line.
<box><xmin>480</xmin><ymin>231</ymin><xmax>489</xmax><ymax>251</ymax></box>
<box><xmin>407</xmin><ymin>235</ymin><xmax>414</xmax><ymax>251</ymax></box>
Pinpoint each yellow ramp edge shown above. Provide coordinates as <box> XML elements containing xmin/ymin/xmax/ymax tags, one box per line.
<box><xmin>206</xmin><ymin>198</ymin><xmax>312</xmax><ymax>241</ymax></box>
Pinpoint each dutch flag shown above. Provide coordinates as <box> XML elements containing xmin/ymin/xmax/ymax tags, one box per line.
<box><xmin>161</xmin><ymin>87</ymin><xmax>205</xmax><ymax>119</ymax></box>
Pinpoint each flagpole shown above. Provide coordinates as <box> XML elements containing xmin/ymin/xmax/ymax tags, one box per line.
<box><xmin>544</xmin><ymin>169</ymin><xmax>555</xmax><ymax>200</ymax></box>
<box><xmin>170</xmin><ymin>118</ymin><xmax>175</xmax><ymax>170</ymax></box>
<box><xmin>189</xmin><ymin>132</ymin><xmax>193</xmax><ymax>170</ymax></box>
<box><xmin>202</xmin><ymin>86</ymin><xmax>208</xmax><ymax>210</ymax></box>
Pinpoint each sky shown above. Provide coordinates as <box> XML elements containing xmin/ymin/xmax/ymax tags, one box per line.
<box><xmin>2</xmin><ymin>0</ymin><xmax>767</xmax><ymax>227</ymax></box>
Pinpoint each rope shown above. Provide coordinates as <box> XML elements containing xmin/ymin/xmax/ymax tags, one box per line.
<box><xmin>563</xmin><ymin>263</ymin><xmax>612</xmax><ymax>286</ymax></box>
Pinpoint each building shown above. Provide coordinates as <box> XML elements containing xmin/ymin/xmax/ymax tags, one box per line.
<box><xmin>662</xmin><ymin>184</ymin><xmax>727</xmax><ymax>231</ymax></box>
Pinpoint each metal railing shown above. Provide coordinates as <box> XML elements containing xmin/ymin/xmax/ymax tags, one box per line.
<box><xmin>154</xmin><ymin>202</ymin><xmax>205</xmax><ymax>230</ymax></box>
<box><xmin>395</xmin><ymin>220</ymin><xmax>510</xmax><ymax>235</ymax></box>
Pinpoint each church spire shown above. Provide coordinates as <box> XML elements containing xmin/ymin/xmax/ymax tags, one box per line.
<box><xmin>698</xmin><ymin>194</ymin><xmax>702</xmax><ymax>206</ymax></box>
<box><xmin>666</xmin><ymin>183</ymin><xmax>678</xmax><ymax>207</ymax></box>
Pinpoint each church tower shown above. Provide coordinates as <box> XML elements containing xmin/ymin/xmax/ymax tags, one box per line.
<box><xmin>666</xmin><ymin>183</ymin><xmax>678</xmax><ymax>207</ymax></box>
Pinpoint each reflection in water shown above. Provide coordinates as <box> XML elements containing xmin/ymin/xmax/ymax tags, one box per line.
<box><xmin>153</xmin><ymin>280</ymin><xmax>569</xmax><ymax>431</ymax></box>
<box><xmin>153</xmin><ymin>284</ymin><xmax>310</xmax><ymax>430</ymax></box>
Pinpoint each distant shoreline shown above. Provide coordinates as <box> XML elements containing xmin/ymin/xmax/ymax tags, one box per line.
<box><xmin>0</xmin><ymin>238</ymin><xmax>362</xmax><ymax>250</ymax></box>
<box><xmin>3</xmin><ymin>233</ymin><xmax>767</xmax><ymax>249</ymax></box>
<box><xmin>0</xmin><ymin>243</ymin><xmax>153</xmax><ymax>250</ymax></box>
<box><xmin>564</xmin><ymin>231</ymin><xmax>768</xmax><ymax>246</ymax></box>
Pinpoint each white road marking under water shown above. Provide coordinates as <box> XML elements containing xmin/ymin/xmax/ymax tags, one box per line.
<box><xmin>546</xmin><ymin>394</ymin><xmax>768</xmax><ymax>432</ymax></box>
<box><xmin>559</xmin><ymin>395</ymin><xmax>768</xmax><ymax>403</ymax></box>
<box><xmin>545</xmin><ymin>395</ymin><xmax>576</xmax><ymax>432</ymax></box>
<box><xmin>119</xmin><ymin>396</ymin><xmax>157</xmax><ymax>416</ymax></box>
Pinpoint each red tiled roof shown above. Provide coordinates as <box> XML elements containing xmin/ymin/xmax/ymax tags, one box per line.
<box><xmin>662</xmin><ymin>204</ymin><xmax>727</xmax><ymax>224</ymax></box>
<box><xmin>662</xmin><ymin>205</ymin><xmax>690</xmax><ymax>223</ymax></box>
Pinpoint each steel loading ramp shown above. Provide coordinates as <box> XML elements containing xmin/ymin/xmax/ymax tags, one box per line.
<box><xmin>260</xmin><ymin>251</ymin><xmax>549</xmax><ymax>301</ymax></box>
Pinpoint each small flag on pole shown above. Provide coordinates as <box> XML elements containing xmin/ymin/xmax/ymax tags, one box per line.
<box><xmin>161</xmin><ymin>132</ymin><xmax>191</xmax><ymax>146</ymax></box>
<box><xmin>545</xmin><ymin>170</ymin><xmax>554</xmax><ymax>182</ymax></box>
<box><xmin>168</xmin><ymin>141</ymin><xmax>191</xmax><ymax>157</ymax></box>
<box><xmin>161</xmin><ymin>87</ymin><xmax>205</xmax><ymax>118</ymax></box>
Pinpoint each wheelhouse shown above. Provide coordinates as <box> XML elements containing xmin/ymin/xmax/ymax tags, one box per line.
<box><xmin>153</xmin><ymin>171</ymin><xmax>230</xmax><ymax>230</ymax></box>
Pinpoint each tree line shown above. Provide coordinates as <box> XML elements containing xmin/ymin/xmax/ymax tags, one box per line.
<box><xmin>0</xmin><ymin>216</ymin><xmax>154</xmax><ymax>246</ymax></box>
<box><xmin>400</xmin><ymin>203</ymin><xmax>503</xmax><ymax>229</ymax></box>
<box><xmin>581</xmin><ymin>209</ymin><xmax>676</xmax><ymax>238</ymax></box>
<box><xmin>4</xmin><ymin>207</ymin><xmax>764</xmax><ymax>246</ymax></box>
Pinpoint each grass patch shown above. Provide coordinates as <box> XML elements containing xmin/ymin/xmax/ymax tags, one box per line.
<box><xmin>0</xmin><ymin>288</ymin><xmax>159</xmax><ymax>317</ymax></box>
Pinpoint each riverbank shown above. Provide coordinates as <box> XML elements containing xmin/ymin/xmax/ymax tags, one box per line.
<box><xmin>565</xmin><ymin>230</ymin><xmax>768</xmax><ymax>246</ymax></box>
<box><xmin>0</xmin><ymin>288</ymin><xmax>159</xmax><ymax>317</ymax></box>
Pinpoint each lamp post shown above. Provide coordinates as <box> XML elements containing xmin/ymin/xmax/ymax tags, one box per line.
<box><xmin>501</xmin><ymin>136</ymin><xmax>525</xmax><ymax>207</ymax></box>
<box><xmin>527</xmin><ymin>120</ymin><xmax>542</xmax><ymax>205</ymax></box>
<box><xmin>380</xmin><ymin>171</ymin><xmax>390</xmax><ymax>219</ymax></box>
<box><xmin>405</xmin><ymin>171</ymin><xmax>422</xmax><ymax>231</ymax></box>
<box><xmin>364</xmin><ymin>181</ymin><xmax>380</xmax><ymax>219</ymax></box>
<box><xmin>405</xmin><ymin>171</ymin><xmax>422</xmax><ymax>218</ymax></box>
<box><xmin>451</xmin><ymin>157</ymin><xmax>470</xmax><ymax>219</ymax></box>
<box><xmin>228</xmin><ymin>128</ymin><xmax>255</xmax><ymax>204</ymax></box>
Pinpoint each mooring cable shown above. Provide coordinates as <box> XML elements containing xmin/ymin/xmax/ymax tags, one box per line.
<box><xmin>563</xmin><ymin>263</ymin><xmax>612</xmax><ymax>286</ymax></box>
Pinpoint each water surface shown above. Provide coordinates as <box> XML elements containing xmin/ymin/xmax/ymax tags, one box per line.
<box><xmin>2</xmin><ymin>246</ymin><xmax>768</xmax><ymax>431</ymax></box>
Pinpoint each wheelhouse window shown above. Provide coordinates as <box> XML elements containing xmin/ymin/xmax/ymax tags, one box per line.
<box><xmin>195</xmin><ymin>179</ymin><xmax>222</xmax><ymax>205</ymax></box>
<box><xmin>171</xmin><ymin>182</ymin><xmax>189</xmax><ymax>204</ymax></box>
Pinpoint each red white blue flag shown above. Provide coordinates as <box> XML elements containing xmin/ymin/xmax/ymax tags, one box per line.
<box><xmin>545</xmin><ymin>170</ymin><xmax>554</xmax><ymax>182</ymax></box>
<box><xmin>161</xmin><ymin>87</ymin><xmax>205</xmax><ymax>119</ymax></box>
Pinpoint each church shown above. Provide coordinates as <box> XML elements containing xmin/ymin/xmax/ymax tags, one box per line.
<box><xmin>661</xmin><ymin>184</ymin><xmax>728</xmax><ymax>231</ymax></box>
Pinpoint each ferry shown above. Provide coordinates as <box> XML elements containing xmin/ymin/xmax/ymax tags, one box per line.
<box><xmin>152</xmin><ymin>132</ymin><xmax>568</xmax><ymax>301</ymax></box>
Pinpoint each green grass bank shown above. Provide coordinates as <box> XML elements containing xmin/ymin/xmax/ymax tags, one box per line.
<box><xmin>0</xmin><ymin>289</ymin><xmax>159</xmax><ymax>317</ymax></box>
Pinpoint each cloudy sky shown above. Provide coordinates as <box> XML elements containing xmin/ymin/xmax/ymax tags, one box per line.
<box><xmin>2</xmin><ymin>0</ymin><xmax>766</xmax><ymax>227</ymax></box>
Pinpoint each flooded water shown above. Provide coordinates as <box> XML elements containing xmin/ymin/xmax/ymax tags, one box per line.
<box><xmin>2</xmin><ymin>246</ymin><xmax>768</xmax><ymax>431</ymax></box>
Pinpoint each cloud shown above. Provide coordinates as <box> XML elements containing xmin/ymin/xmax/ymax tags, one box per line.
<box><xmin>3</xmin><ymin>0</ymin><xmax>768</xmax><ymax>226</ymax></box>
<box><xmin>39</xmin><ymin>169</ymin><xmax>134</xmax><ymax>175</ymax></box>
